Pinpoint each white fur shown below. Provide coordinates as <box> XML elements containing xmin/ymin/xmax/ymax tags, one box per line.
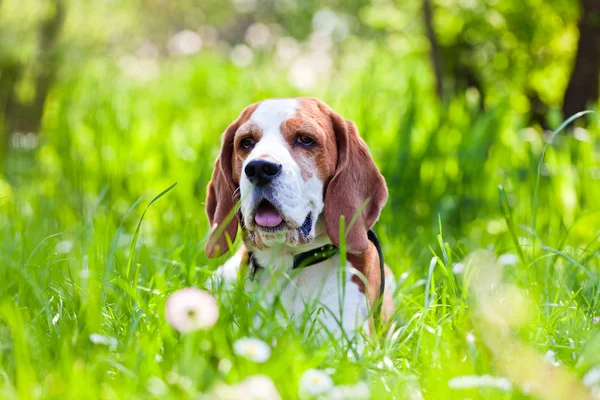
<box><xmin>207</xmin><ymin>248</ymin><xmax>245</xmax><ymax>290</ymax></box>
<box><xmin>211</xmin><ymin>251</ymin><xmax>369</xmax><ymax>343</ymax></box>
<box><xmin>263</xmin><ymin>255</ymin><xmax>368</xmax><ymax>343</ymax></box>
<box><xmin>238</xmin><ymin>99</ymin><xmax>325</xmax><ymax>248</ymax></box>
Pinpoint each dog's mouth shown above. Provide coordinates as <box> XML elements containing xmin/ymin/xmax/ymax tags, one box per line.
<box><xmin>251</xmin><ymin>200</ymin><xmax>312</xmax><ymax>236</ymax></box>
<box><xmin>254</xmin><ymin>200</ymin><xmax>284</xmax><ymax>229</ymax></box>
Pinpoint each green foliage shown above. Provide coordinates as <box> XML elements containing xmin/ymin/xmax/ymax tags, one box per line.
<box><xmin>1</xmin><ymin>44</ymin><xmax>600</xmax><ymax>398</ymax></box>
<box><xmin>1</xmin><ymin>0</ymin><xmax>600</xmax><ymax>398</ymax></box>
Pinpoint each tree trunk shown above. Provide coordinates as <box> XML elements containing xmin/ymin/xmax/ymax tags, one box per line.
<box><xmin>6</xmin><ymin>0</ymin><xmax>64</xmax><ymax>136</ymax></box>
<box><xmin>423</xmin><ymin>0</ymin><xmax>444</xmax><ymax>101</ymax></box>
<box><xmin>562</xmin><ymin>0</ymin><xmax>600</xmax><ymax>120</ymax></box>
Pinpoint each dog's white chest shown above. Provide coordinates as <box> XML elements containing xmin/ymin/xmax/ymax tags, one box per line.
<box><xmin>252</xmin><ymin>255</ymin><xmax>369</xmax><ymax>341</ymax></box>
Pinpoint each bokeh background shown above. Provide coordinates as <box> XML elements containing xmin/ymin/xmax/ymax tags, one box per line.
<box><xmin>1</xmin><ymin>0</ymin><xmax>600</xmax><ymax>398</ymax></box>
<box><xmin>2</xmin><ymin>0</ymin><xmax>599</xmax><ymax>241</ymax></box>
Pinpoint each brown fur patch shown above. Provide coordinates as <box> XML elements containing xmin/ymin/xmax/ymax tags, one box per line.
<box><xmin>348</xmin><ymin>243</ymin><xmax>394</xmax><ymax>327</ymax></box>
<box><xmin>279</xmin><ymin>107</ymin><xmax>338</xmax><ymax>183</ymax></box>
<box><xmin>295</xmin><ymin>99</ymin><xmax>338</xmax><ymax>183</ymax></box>
<box><xmin>231</xmin><ymin>121</ymin><xmax>263</xmax><ymax>184</ymax></box>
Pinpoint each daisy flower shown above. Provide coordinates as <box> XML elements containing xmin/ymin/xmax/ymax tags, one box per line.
<box><xmin>210</xmin><ymin>375</ymin><xmax>281</xmax><ymax>400</ymax></box>
<box><xmin>239</xmin><ymin>375</ymin><xmax>282</xmax><ymax>400</ymax></box>
<box><xmin>165</xmin><ymin>288</ymin><xmax>219</xmax><ymax>332</ymax></box>
<box><xmin>89</xmin><ymin>333</ymin><xmax>118</xmax><ymax>350</ymax></box>
<box><xmin>448</xmin><ymin>375</ymin><xmax>512</xmax><ymax>391</ymax></box>
<box><xmin>55</xmin><ymin>240</ymin><xmax>74</xmax><ymax>254</ymax></box>
<box><xmin>233</xmin><ymin>337</ymin><xmax>271</xmax><ymax>363</ymax></box>
<box><xmin>498</xmin><ymin>253</ymin><xmax>519</xmax><ymax>266</ymax></box>
<box><xmin>299</xmin><ymin>369</ymin><xmax>334</xmax><ymax>397</ymax></box>
<box><xmin>329</xmin><ymin>381</ymin><xmax>370</xmax><ymax>399</ymax></box>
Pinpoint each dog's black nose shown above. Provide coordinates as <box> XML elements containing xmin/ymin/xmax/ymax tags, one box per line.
<box><xmin>244</xmin><ymin>159</ymin><xmax>282</xmax><ymax>185</ymax></box>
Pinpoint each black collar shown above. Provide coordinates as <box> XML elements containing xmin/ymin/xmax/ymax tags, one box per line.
<box><xmin>247</xmin><ymin>229</ymin><xmax>386</xmax><ymax>314</ymax></box>
<box><xmin>249</xmin><ymin>243</ymin><xmax>339</xmax><ymax>280</ymax></box>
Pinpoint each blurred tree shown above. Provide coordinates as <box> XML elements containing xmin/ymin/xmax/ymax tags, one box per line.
<box><xmin>362</xmin><ymin>0</ymin><xmax>580</xmax><ymax>121</ymax></box>
<box><xmin>423</xmin><ymin>0</ymin><xmax>444</xmax><ymax>100</ymax></box>
<box><xmin>563</xmin><ymin>0</ymin><xmax>600</xmax><ymax>119</ymax></box>
<box><xmin>0</xmin><ymin>0</ymin><xmax>64</xmax><ymax>166</ymax></box>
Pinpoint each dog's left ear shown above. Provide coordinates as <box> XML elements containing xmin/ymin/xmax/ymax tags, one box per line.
<box><xmin>324</xmin><ymin>110</ymin><xmax>388</xmax><ymax>253</ymax></box>
<box><xmin>205</xmin><ymin>105</ymin><xmax>258</xmax><ymax>258</ymax></box>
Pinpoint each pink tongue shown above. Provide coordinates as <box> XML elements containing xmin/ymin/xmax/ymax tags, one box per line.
<box><xmin>255</xmin><ymin>204</ymin><xmax>283</xmax><ymax>227</ymax></box>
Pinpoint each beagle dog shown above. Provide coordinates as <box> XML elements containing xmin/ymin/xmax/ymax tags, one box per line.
<box><xmin>206</xmin><ymin>98</ymin><xmax>394</xmax><ymax>342</ymax></box>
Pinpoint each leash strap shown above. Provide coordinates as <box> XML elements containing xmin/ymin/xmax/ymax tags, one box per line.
<box><xmin>367</xmin><ymin>229</ymin><xmax>386</xmax><ymax>315</ymax></box>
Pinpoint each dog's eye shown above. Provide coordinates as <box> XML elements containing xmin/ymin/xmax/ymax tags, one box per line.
<box><xmin>240</xmin><ymin>137</ymin><xmax>255</xmax><ymax>151</ymax></box>
<box><xmin>296</xmin><ymin>135</ymin><xmax>316</xmax><ymax>148</ymax></box>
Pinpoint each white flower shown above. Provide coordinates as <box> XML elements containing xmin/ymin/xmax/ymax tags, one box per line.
<box><xmin>209</xmin><ymin>375</ymin><xmax>281</xmax><ymax>400</ymax></box>
<box><xmin>299</xmin><ymin>369</ymin><xmax>334</xmax><ymax>396</ymax></box>
<box><xmin>466</xmin><ymin>332</ymin><xmax>476</xmax><ymax>344</ymax></box>
<box><xmin>89</xmin><ymin>333</ymin><xmax>118</xmax><ymax>350</ymax></box>
<box><xmin>233</xmin><ymin>337</ymin><xmax>271</xmax><ymax>363</ymax></box>
<box><xmin>448</xmin><ymin>375</ymin><xmax>512</xmax><ymax>391</ymax></box>
<box><xmin>146</xmin><ymin>376</ymin><xmax>168</xmax><ymax>396</ymax></box>
<box><xmin>239</xmin><ymin>375</ymin><xmax>282</xmax><ymax>400</ymax></box>
<box><xmin>55</xmin><ymin>240</ymin><xmax>74</xmax><ymax>254</ymax></box>
<box><xmin>583</xmin><ymin>368</ymin><xmax>600</xmax><ymax>387</ymax></box>
<box><xmin>329</xmin><ymin>381</ymin><xmax>370</xmax><ymax>399</ymax></box>
<box><xmin>452</xmin><ymin>262</ymin><xmax>465</xmax><ymax>274</ymax></box>
<box><xmin>498</xmin><ymin>253</ymin><xmax>519</xmax><ymax>266</ymax></box>
<box><xmin>165</xmin><ymin>288</ymin><xmax>219</xmax><ymax>332</ymax></box>
<box><xmin>545</xmin><ymin>350</ymin><xmax>560</xmax><ymax>366</ymax></box>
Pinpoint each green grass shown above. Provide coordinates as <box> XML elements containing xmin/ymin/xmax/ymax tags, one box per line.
<box><xmin>1</xmin><ymin>50</ymin><xmax>600</xmax><ymax>399</ymax></box>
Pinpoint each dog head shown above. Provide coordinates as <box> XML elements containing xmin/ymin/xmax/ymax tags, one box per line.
<box><xmin>205</xmin><ymin>98</ymin><xmax>387</xmax><ymax>257</ymax></box>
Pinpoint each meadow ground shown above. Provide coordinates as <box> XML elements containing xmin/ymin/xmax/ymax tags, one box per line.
<box><xmin>1</xmin><ymin>52</ymin><xmax>600</xmax><ymax>399</ymax></box>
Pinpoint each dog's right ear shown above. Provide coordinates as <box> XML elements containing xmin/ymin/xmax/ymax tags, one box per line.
<box><xmin>205</xmin><ymin>158</ymin><xmax>237</xmax><ymax>258</ymax></box>
<box><xmin>205</xmin><ymin>104</ymin><xmax>257</xmax><ymax>258</ymax></box>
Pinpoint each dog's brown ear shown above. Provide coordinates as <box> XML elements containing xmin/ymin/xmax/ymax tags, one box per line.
<box><xmin>324</xmin><ymin>111</ymin><xmax>388</xmax><ymax>253</ymax></box>
<box><xmin>205</xmin><ymin>163</ymin><xmax>237</xmax><ymax>257</ymax></box>
<box><xmin>205</xmin><ymin>105</ymin><xmax>257</xmax><ymax>258</ymax></box>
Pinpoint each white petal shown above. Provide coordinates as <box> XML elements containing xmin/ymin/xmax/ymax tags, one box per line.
<box><xmin>452</xmin><ymin>263</ymin><xmax>465</xmax><ymax>274</ymax></box>
<box><xmin>299</xmin><ymin>369</ymin><xmax>334</xmax><ymax>396</ymax></box>
<box><xmin>55</xmin><ymin>240</ymin><xmax>74</xmax><ymax>254</ymax></box>
<box><xmin>448</xmin><ymin>375</ymin><xmax>512</xmax><ymax>391</ymax></box>
<box><xmin>89</xmin><ymin>333</ymin><xmax>118</xmax><ymax>350</ymax></box>
<box><xmin>233</xmin><ymin>337</ymin><xmax>271</xmax><ymax>363</ymax></box>
<box><xmin>498</xmin><ymin>253</ymin><xmax>519</xmax><ymax>266</ymax></box>
<box><xmin>165</xmin><ymin>288</ymin><xmax>219</xmax><ymax>332</ymax></box>
<box><xmin>239</xmin><ymin>375</ymin><xmax>282</xmax><ymax>400</ymax></box>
